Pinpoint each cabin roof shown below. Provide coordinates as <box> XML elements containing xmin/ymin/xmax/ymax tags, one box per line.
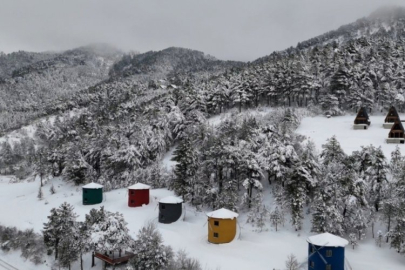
<box><xmin>390</xmin><ymin>121</ymin><xmax>405</xmax><ymax>132</ymax></box>
<box><xmin>82</xmin><ymin>182</ymin><xmax>103</xmax><ymax>189</ymax></box>
<box><xmin>385</xmin><ymin>106</ymin><xmax>400</xmax><ymax>120</ymax></box>
<box><xmin>206</xmin><ymin>208</ymin><xmax>239</xmax><ymax>219</ymax></box>
<box><xmin>307</xmin><ymin>233</ymin><xmax>349</xmax><ymax>247</ymax></box>
<box><xmin>355</xmin><ymin>107</ymin><xmax>369</xmax><ymax>120</ymax></box>
<box><xmin>127</xmin><ymin>183</ymin><xmax>151</xmax><ymax>190</ymax></box>
<box><xmin>159</xmin><ymin>196</ymin><xmax>183</xmax><ymax>204</ymax></box>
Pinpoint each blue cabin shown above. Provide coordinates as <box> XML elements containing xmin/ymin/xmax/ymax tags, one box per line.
<box><xmin>307</xmin><ymin>233</ymin><xmax>349</xmax><ymax>270</ymax></box>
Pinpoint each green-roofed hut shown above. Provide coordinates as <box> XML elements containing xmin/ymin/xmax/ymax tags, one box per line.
<box><xmin>83</xmin><ymin>183</ymin><xmax>103</xmax><ymax>205</ymax></box>
<box><xmin>353</xmin><ymin>107</ymin><xmax>370</xmax><ymax>130</ymax></box>
<box><xmin>384</xmin><ymin>106</ymin><xmax>400</xmax><ymax>129</ymax></box>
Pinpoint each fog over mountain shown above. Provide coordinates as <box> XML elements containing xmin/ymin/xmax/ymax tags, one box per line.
<box><xmin>1</xmin><ymin>0</ymin><xmax>405</xmax><ymax>61</ymax></box>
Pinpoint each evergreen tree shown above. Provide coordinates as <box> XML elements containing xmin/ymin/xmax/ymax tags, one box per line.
<box><xmin>129</xmin><ymin>223</ymin><xmax>173</xmax><ymax>270</ymax></box>
<box><xmin>171</xmin><ymin>138</ymin><xmax>198</xmax><ymax>201</ymax></box>
<box><xmin>43</xmin><ymin>203</ymin><xmax>78</xmax><ymax>260</ymax></box>
<box><xmin>90</xmin><ymin>209</ymin><xmax>133</xmax><ymax>253</ymax></box>
<box><xmin>320</xmin><ymin>136</ymin><xmax>346</xmax><ymax>165</ymax></box>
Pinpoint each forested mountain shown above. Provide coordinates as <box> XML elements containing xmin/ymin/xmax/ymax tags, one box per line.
<box><xmin>2</xmin><ymin>6</ymin><xmax>405</xmax><ymax>268</ymax></box>
<box><xmin>109</xmin><ymin>47</ymin><xmax>244</xmax><ymax>80</ymax></box>
<box><xmin>0</xmin><ymin>44</ymin><xmax>123</xmax><ymax>134</ymax></box>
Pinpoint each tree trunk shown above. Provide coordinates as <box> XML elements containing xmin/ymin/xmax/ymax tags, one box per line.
<box><xmin>371</xmin><ymin>222</ymin><xmax>375</xmax><ymax>239</ymax></box>
<box><xmin>267</xmin><ymin>170</ymin><xmax>271</xmax><ymax>185</ymax></box>
<box><xmin>55</xmin><ymin>241</ymin><xmax>58</xmax><ymax>260</ymax></box>
<box><xmin>386</xmin><ymin>215</ymin><xmax>391</xmax><ymax>243</ymax></box>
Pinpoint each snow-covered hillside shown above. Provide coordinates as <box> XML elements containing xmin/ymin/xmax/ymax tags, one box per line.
<box><xmin>1</xmin><ymin>142</ymin><xmax>405</xmax><ymax>269</ymax></box>
<box><xmin>296</xmin><ymin>114</ymin><xmax>405</xmax><ymax>160</ymax></box>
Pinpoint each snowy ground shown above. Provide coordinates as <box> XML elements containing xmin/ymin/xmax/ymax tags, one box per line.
<box><xmin>296</xmin><ymin>114</ymin><xmax>405</xmax><ymax>159</ymax></box>
<box><xmin>1</xmin><ymin>176</ymin><xmax>405</xmax><ymax>270</ymax></box>
<box><xmin>1</xmin><ymin>110</ymin><xmax>405</xmax><ymax>269</ymax></box>
<box><xmin>0</xmin><ymin>108</ymin><xmax>82</xmax><ymax>147</ymax></box>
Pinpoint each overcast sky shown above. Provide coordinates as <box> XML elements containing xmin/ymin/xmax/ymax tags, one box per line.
<box><xmin>0</xmin><ymin>0</ymin><xmax>404</xmax><ymax>61</ymax></box>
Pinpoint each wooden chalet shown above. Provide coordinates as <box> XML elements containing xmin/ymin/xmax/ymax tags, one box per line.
<box><xmin>384</xmin><ymin>106</ymin><xmax>401</xmax><ymax>129</ymax></box>
<box><xmin>92</xmin><ymin>251</ymin><xmax>135</xmax><ymax>267</ymax></box>
<box><xmin>353</xmin><ymin>107</ymin><xmax>370</xmax><ymax>129</ymax></box>
<box><xmin>387</xmin><ymin>121</ymin><xmax>405</xmax><ymax>144</ymax></box>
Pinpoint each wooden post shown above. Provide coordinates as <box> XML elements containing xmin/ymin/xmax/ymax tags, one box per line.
<box><xmin>92</xmin><ymin>252</ymin><xmax>95</xmax><ymax>267</ymax></box>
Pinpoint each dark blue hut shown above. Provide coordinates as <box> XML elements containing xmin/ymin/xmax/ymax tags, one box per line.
<box><xmin>307</xmin><ymin>233</ymin><xmax>349</xmax><ymax>270</ymax></box>
<box><xmin>158</xmin><ymin>196</ymin><xmax>183</xmax><ymax>224</ymax></box>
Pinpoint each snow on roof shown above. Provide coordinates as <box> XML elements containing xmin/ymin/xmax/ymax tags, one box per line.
<box><xmin>307</xmin><ymin>233</ymin><xmax>349</xmax><ymax>247</ymax></box>
<box><xmin>127</xmin><ymin>183</ymin><xmax>151</xmax><ymax>190</ymax></box>
<box><xmin>206</xmin><ymin>208</ymin><xmax>239</xmax><ymax>219</ymax></box>
<box><xmin>82</xmin><ymin>182</ymin><xmax>103</xmax><ymax>189</ymax></box>
<box><xmin>159</xmin><ymin>196</ymin><xmax>183</xmax><ymax>204</ymax></box>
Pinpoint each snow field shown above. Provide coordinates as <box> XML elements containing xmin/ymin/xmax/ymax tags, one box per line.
<box><xmin>2</xmin><ymin>111</ymin><xmax>405</xmax><ymax>269</ymax></box>
<box><xmin>1</xmin><ymin>175</ymin><xmax>405</xmax><ymax>270</ymax></box>
<box><xmin>296</xmin><ymin>114</ymin><xmax>405</xmax><ymax>159</ymax></box>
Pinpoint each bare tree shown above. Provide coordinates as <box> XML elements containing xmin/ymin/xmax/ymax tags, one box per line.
<box><xmin>285</xmin><ymin>254</ymin><xmax>299</xmax><ymax>270</ymax></box>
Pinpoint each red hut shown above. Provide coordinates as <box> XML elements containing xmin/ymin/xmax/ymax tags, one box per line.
<box><xmin>128</xmin><ymin>183</ymin><xmax>151</xmax><ymax>207</ymax></box>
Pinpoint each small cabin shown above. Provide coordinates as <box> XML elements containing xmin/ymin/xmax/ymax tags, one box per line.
<box><xmin>92</xmin><ymin>251</ymin><xmax>134</xmax><ymax>268</ymax></box>
<box><xmin>353</xmin><ymin>107</ymin><xmax>370</xmax><ymax>129</ymax></box>
<box><xmin>384</xmin><ymin>106</ymin><xmax>400</xmax><ymax>129</ymax></box>
<box><xmin>387</xmin><ymin>121</ymin><xmax>405</xmax><ymax>144</ymax></box>
<box><xmin>128</xmin><ymin>183</ymin><xmax>150</xmax><ymax>207</ymax></box>
<box><xmin>82</xmin><ymin>183</ymin><xmax>103</xmax><ymax>205</ymax></box>
<box><xmin>307</xmin><ymin>233</ymin><xmax>349</xmax><ymax>270</ymax></box>
<box><xmin>158</xmin><ymin>196</ymin><xmax>183</xmax><ymax>224</ymax></box>
<box><xmin>206</xmin><ymin>208</ymin><xmax>238</xmax><ymax>244</ymax></box>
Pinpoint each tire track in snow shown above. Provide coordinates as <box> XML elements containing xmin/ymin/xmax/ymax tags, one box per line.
<box><xmin>0</xmin><ymin>258</ymin><xmax>18</xmax><ymax>270</ymax></box>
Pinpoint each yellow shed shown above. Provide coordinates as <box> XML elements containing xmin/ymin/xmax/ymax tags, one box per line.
<box><xmin>206</xmin><ymin>208</ymin><xmax>239</xmax><ymax>244</ymax></box>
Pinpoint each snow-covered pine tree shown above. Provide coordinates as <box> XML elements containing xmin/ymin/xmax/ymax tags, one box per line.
<box><xmin>270</xmin><ymin>207</ymin><xmax>284</xmax><ymax>232</ymax></box>
<box><xmin>129</xmin><ymin>222</ymin><xmax>173</xmax><ymax>270</ymax></box>
<box><xmin>72</xmin><ymin>222</ymin><xmax>91</xmax><ymax>270</ymax></box>
<box><xmin>320</xmin><ymin>136</ymin><xmax>346</xmax><ymax>166</ymax></box>
<box><xmin>283</xmin><ymin>160</ymin><xmax>315</xmax><ymax>231</ymax></box>
<box><xmin>241</xmin><ymin>151</ymin><xmax>263</xmax><ymax>209</ymax></box>
<box><xmin>57</xmin><ymin>233</ymin><xmax>78</xmax><ymax>270</ymax></box>
<box><xmin>43</xmin><ymin>202</ymin><xmax>78</xmax><ymax>260</ymax></box>
<box><xmin>246</xmin><ymin>194</ymin><xmax>268</xmax><ymax>232</ymax></box>
<box><xmin>365</xmin><ymin>146</ymin><xmax>388</xmax><ymax>212</ymax></box>
<box><xmin>311</xmin><ymin>162</ymin><xmax>345</xmax><ymax>236</ymax></box>
<box><xmin>349</xmin><ymin>233</ymin><xmax>358</xmax><ymax>249</ymax></box>
<box><xmin>90</xmin><ymin>209</ymin><xmax>133</xmax><ymax>254</ymax></box>
<box><xmin>390</xmin><ymin>146</ymin><xmax>403</xmax><ymax>179</ymax></box>
<box><xmin>171</xmin><ymin>138</ymin><xmax>198</xmax><ymax>201</ymax></box>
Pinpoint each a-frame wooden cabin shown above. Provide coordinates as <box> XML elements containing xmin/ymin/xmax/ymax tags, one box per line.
<box><xmin>384</xmin><ymin>106</ymin><xmax>401</xmax><ymax>129</ymax></box>
<box><xmin>387</xmin><ymin>121</ymin><xmax>405</xmax><ymax>144</ymax></box>
<box><xmin>353</xmin><ymin>107</ymin><xmax>370</xmax><ymax>129</ymax></box>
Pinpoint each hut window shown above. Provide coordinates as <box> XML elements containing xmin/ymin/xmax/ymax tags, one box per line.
<box><xmin>213</xmin><ymin>232</ymin><xmax>219</xmax><ymax>238</ymax></box>
<box><xmin>131</xmin><ymin>191</ymin><xmax>134</xmax><ymax>195</ymax></box>
<box><xmin>326</xmin><ymin>265</ymin><xmax>331</xmax><ymax>270</ymax></box>
<box><xmin>326</xmin><ymin>250</ymin><xmax>332</xmax><ymax>257</ymax></box>
<box><xmin>162</xmin><ymin>205</ymin><xmax>166</xmax><ymax>210</ymax></box>
<box><xmin>84</xmin><ymin>190</ymin><xmax>87</xmax><ymax>193</ymax></box>
<box><xmin>310</xmin><ymin>261</ymin><xmax>314</xmax><ymax>268</ymax></box>
<box><xmin>214</xmin><ymin>221</ymin><xmax>219</xmax><ymax>226</ymax></box>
